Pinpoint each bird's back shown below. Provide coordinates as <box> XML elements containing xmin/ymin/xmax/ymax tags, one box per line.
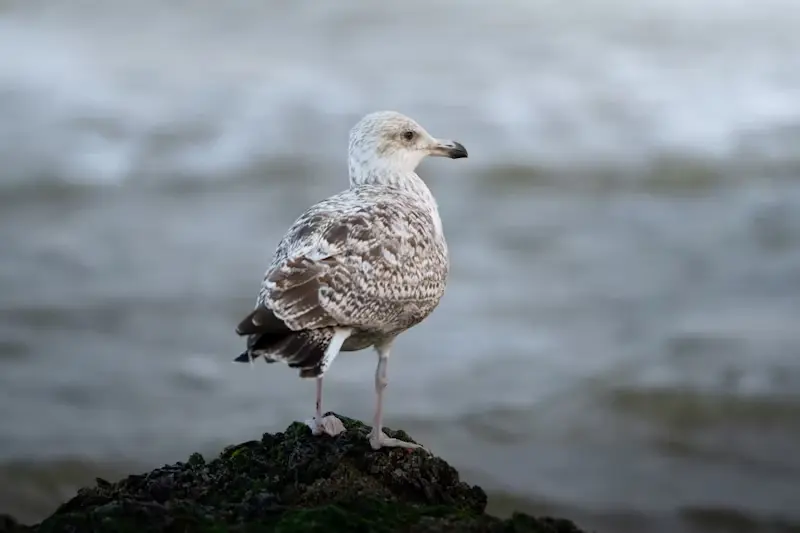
<box><xmin>261</xmin><ymin>184</ymin><xmax>449</xmax><ymax>339</ymax></box>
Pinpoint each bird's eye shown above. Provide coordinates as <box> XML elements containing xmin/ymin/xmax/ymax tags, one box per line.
<box><xmin>403</xmin><ymin>130</ymin><xmax>415</xmax><ymax>141</ymax></box>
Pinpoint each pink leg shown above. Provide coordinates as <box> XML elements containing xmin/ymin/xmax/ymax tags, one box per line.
<box><xmin>372</xmin><ymin>356</ymin><xmax>387</xmax><ymax>433</ymax></box>
<box><xmin>368</xmin><ymin>343</ymin><xmax>427</xmax><ymax>452</ymax></box>
<box><xmin>315</xmin><ymin>376</ymin><xmax>323</xmax><ymax>420</ymax></box>
<box><xmin>305</xmin><ymin>376</ymin><xmax>345</xmax><ymax>437</ymax></box>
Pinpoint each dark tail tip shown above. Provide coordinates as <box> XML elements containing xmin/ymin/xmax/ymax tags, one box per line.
<box><xmin>233</xmin><ymin>351</ymin><xmax>252</xmax><ymax>363</ymax></box>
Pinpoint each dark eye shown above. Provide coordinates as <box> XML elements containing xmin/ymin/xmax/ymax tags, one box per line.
<box><xmin>403</xmin><ymin>130</ymin><xmax>415</xmax><ymax>141</ymax></box>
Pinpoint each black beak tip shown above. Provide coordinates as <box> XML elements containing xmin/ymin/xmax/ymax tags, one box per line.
<box><xmin>448</xmin><ymin>141</ymin><xmax>468</xmax><ymax>159</ymax></box>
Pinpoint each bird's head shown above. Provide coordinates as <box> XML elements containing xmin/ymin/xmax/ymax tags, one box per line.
<box><xmin>348</xmin><ymin>111</ymin><xmax>468</xmax><ymax>186</ymax></box>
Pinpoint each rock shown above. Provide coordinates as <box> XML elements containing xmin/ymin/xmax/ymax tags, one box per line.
<box><xmin>20</xmin><ymin>414</ymin><xmax>588</xmax><ymax>532</ymax></box>
<box><xmin>0</xmin><ymin>514</ymin><xmax>30</xmax><ymax>533</ymax></box>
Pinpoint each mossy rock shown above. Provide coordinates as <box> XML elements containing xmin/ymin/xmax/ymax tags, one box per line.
<box><xmin>17</xmin><ymin>414</ymin><xmax>587</xmax><ymax>533</ymax></box>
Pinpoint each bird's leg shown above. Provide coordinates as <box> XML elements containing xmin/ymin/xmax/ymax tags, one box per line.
<box><xmin>303</xmin><ymin>328</ymin><xmax>352</xmax><ymax>438</ymax></box>
<box><xmin>304</xmin><ymin>376</ymin><xmax>346</xmax><ymax>437</ymax></box>
<box><xmin>305</xmin><ymin>377</ymin><xmax>324</xmax><ymax>435</ymax></box>
<box><xmin>315</xmin><ymin>375</ymin><xmax>323</xmax><ymax>420</ymax></box>
<box><xmin>312</xmin><ymin>376</ymin><xmax>324</xmax><ymax>433</ymax></box>
<box><xmin>367</xmin><ymin>342</ymin><xmax>428</xmax><ymax>452</ymax></box>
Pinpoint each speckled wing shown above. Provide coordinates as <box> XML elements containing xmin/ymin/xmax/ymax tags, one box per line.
<box><xmin>251</xmin><ymin>190</ymin><xmax>447</xmax><ymax>335</ymax></box>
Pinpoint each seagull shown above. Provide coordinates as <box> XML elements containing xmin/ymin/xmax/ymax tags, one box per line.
<box><xmin>234</xmin><ymin>110</ymin><xmax>468</xmax><ymax>450</ymax></box>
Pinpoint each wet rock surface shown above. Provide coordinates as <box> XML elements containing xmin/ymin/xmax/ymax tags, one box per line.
<box><xmin>9</xmin><ymin>414</ymin><xmax>588</xmax><ymax>532</ymax></box>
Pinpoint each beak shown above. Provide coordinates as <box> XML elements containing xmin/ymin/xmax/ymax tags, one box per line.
<box><xmin>430</xmin><ymin>139</ymin><xmax>468</xmax><ymax>159</ymax></box>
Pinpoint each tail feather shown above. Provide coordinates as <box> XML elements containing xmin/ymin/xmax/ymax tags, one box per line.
<box><xmin>234</xmin><ymin>328</ymin><xmax>335</xmax><ymax>377</ymax></box>
<box><xmin>234</xmin><ymin>305</ymin><xmax>351</xmax><ymax>378</ymax></box>
<box><xmin>234</xmin><ymin>351</ymin><xmax>253</xmax><ymax>363</ymax></box>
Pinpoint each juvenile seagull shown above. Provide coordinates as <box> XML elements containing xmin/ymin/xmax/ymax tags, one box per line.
<box><xmin>234</xmin><ymin>111</ymin><xmax>468</xmax><ymax>450</ymax></box>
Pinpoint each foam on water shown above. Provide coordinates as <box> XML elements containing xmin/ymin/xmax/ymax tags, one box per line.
<box><xmin>2</xmin><ymin>0</ymin><xmax>800</xmax><ymax>190</ymax></box>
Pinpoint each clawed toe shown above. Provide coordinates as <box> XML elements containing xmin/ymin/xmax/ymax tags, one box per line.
<box><xmin>305</xmin><ymin>414</ymin><xmax>346</xmax><ymax>437</ymax></box>
<box><xmin>368</xmin><ymin>429</ymin><xmax>430</xmax><ymax>454</ymax></box>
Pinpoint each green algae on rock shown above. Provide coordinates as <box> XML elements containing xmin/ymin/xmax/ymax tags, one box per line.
<box><xmin>24</xmin><ymin>415</ymin><xmax>587</xmax><ymax>533</ymax></box>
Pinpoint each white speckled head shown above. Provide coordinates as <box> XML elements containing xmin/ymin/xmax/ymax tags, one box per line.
<box><xmin>347</xmin><ymin>111</ymin><xmax>468</xmax><ymax>187</ymax></box>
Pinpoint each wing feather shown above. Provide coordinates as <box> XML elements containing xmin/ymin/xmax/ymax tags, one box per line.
<box><xmin>252</xmin><ymin>191</ymin><xmax>446</xmax><ymax>334</ymax></box>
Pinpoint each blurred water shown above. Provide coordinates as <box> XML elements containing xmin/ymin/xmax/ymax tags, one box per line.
<box><xmin>1</xmin><ymin>1</ymin><xmax>800</xmax><ymax>532</ymax></box>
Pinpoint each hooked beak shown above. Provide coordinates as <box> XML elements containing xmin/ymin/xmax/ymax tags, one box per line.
<box><xmin>430</xmin><ymin>139</ymin><xmax>468</xmax><ymax>159</ymax></box>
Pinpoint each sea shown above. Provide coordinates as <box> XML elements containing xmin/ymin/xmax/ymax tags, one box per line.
<box><xmin>1</xmin><ymin>1</ymin><xmax>799</xmax><ymax>532</ymax></box>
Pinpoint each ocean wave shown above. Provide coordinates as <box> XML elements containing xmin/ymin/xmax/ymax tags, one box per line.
<box><xmin>2</xmin><ymin>1</ymin><xmax>800</xmax><ymax>192</ymax></box>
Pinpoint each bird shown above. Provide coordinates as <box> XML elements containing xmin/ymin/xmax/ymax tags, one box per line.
<box><xmin>234</xmin><ymin>110</ymin><xmax>468</xmax><ymax>451</ymax></box>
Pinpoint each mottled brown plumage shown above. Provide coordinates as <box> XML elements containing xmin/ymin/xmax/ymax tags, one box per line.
<box><xmin>234</xmin><ymin>110</ymin><xmax>467</xmax><ymax>450</ymax></box>
<box><xmin>235</xmin><ymin>188</ymin><xmax>449</xmax><ymax>374</ymax></box>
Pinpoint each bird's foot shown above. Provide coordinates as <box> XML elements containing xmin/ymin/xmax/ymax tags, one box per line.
<box><xmin>368</xmin><ymin>428</ymin><xmax>430</xmax><ymax>454</ymax></box>
<box><xmin>305</xmin><ymin>414</ymin><xmax>346</xmax><ymax>437</ymax></box>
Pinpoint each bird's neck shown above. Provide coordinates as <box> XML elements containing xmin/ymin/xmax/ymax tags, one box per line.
<box><xmin>349</xmin><ymin>167</ymin><xmax>425</xmax><ymax>193</ymax></box>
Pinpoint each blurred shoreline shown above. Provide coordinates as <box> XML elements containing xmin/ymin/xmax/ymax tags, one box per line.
<box><xmin>2</xmin><ymin>1</ymin><xmax>800</xmax><ymax>532</ymax></box>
